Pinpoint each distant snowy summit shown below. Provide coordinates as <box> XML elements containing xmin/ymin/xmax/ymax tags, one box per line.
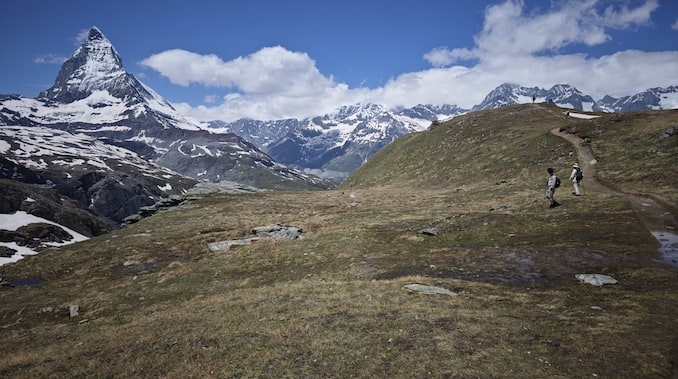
<box><xmin>472</xmin><ymin>83</ymin><xmax>678</xmax><ymax>113</ymax></box>
<box><xmin>472</xmin><ymin>83</ymin><xmax>595</xmax><ymax>112</ymax></box>
<box><xmin>594</xmin><ymin>86</ymin><xmax>678</xmax><ymax>112</ymax></box>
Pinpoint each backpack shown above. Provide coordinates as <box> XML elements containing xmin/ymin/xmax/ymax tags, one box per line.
<box><xmin>554</xmin><ymin>176</ymin><xmax>561</xmax><ymax>188</ymax></box>
<box><xmin>575</xmin><ymin>168</ymin><xmax>583</xmax><ymax>181</ymax></box>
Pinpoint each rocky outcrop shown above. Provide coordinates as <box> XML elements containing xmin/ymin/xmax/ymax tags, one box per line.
<box><xmin>0</xmin><ymin>179</ymin><xmax>114</xmax><ymax>236</ymax></box>
<box><xmin>207</xmin><ymin>224</ymin><xmax>304</xmax><ymax>252</ymax></box>
<box><xmin>0</xmin><ymin>223</ymin><xmax>74</xmax><ymax>250</ymax></box>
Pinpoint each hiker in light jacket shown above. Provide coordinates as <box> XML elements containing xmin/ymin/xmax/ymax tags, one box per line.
<box><xmin>569</xmin><ymin>163</ymin><xmax>582</xmax><ymax>196</ymax></box>
<box><xmin>545</xmin><ymin>167</ymin><xmax>560</xmax><ymax>208</ymax></box>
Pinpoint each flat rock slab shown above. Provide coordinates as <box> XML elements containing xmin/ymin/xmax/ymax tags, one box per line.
<box><xmin>251</xmin><ymin>224</ymin><xmax>303</xmax><ymax>241</ymax></box>
<box><xmin>208</xmin><ymin>238</ymin><xmax>261</xmax><ymax>252</ymax></box>
<box><xmin>575</xmin><ymin>273</ymin><xmax>618</xmax><ymax>286</ymax></box>
<box><xmin>208</xmin><ymin>224</ymin><xmax>303</xmax><ymax>252</ymax></box>
<box><xmin>403</xmin><ymin>283</ymin><xmax>458</xmax><ymax>296</ymax></box>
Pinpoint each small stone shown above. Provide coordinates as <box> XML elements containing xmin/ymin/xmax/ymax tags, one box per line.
<box><xmin>418</xmin><ymin>228</ymin><xmax>438</xmax><ymax>236</ymax></box>
<box><xmin>69</xmin><ymin>304</ymin><xmax>80</xmax><ymax>318</ymax></box>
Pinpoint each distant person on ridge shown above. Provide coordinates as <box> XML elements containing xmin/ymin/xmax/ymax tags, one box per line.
<box><xmin>569</xmin><ymin>163</ymin><xmax>583</xmax><ymax>196</ymax></box>
<box><xmin>546</xmin><ymin>167</ymin><xmax>560</xmax><ymax>208</ymax></box>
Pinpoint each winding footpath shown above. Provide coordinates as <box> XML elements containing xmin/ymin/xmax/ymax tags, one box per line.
<box><xmin>551</xmin><ymin>127</ymin><xmax>678</xmax><ymax>269</ymax></box>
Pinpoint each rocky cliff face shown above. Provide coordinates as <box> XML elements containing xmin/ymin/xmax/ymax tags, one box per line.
<box><xmin>0</xmin><ymin>125</ymin><xmax>197</xmax><ymax>226</ymax></box>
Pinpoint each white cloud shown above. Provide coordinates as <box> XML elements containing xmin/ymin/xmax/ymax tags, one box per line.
<box><xmin>34</xmin><ymin>28</ymin><xmax>91</xmax><ymax>66</ymax></box>
<box><xmin>601</xmin><ymin>0</ymin><xmax>657</xmax><ymax>28</ymax></box>
<box><xmin>141</xmin><ymin>46</ymin><xmax>373</xmax><ymax>120</ymax></box>
<box><xmin>140</xmin><ymin>46</ymin><xmax>335</xmax><ymax>96</ymax></box>
<box><xmin>429</xmin><ymin>0</ymin><xmax>659</xmax><ymax>64</ymax></box>
<box><xmin>141</xmin><ymin>0</ymin><xmax>674</xmax><ymax>122</ymax></box>
<box><xmin>423</xmin><ymin>47</ymin><xmax>476</xmax><ymax>68</ymax></box>
<box><xmin>473</xmin><ymin>0</ymin><xmax>612</xmax><ymax>56</ymax></box>
<box><xmin>173</xmin><ymin>82</ymin><xmax>372</xmax><ymax>122</ymax></box>
<box><xmin>672</xmin><ymin>17</ymin><xmax>678</xmax><ymax>30</ymax></box>
<box><xmin>33</xmin><ymin>54</ymin><xmax>68</xmax><ymax>64</ymax></box>
<box><xmin>74</xmin><ymin>28</ymin><xmax>90</xmax><ymax>46</ymax></box>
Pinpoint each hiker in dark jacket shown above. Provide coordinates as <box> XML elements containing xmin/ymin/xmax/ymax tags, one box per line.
<box><xmin>546</xmin><ymin>167</ymin><xmax>560</xmax><ymax>208</ymax></box>
<box><xmin>569</xmin><ymin>163</ymin><xmax>582</xmax><ymax>196</ymax></box>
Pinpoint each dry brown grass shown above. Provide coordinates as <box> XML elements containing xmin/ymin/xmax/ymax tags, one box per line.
<box><xmin>1</xmin><ymin>104</ymin><xmax>677</xmax><ymax>378</ymax></box>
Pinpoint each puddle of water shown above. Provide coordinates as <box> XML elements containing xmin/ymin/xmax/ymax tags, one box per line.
<box><xmin>8</xmin><ymin>278</ymin><xmax>45</xmax><ymax>287</ymax></box>
<box><xmin>651</xmin><ymin>231</ymin><xmax>678</xmax><ymax>268</ymax></box>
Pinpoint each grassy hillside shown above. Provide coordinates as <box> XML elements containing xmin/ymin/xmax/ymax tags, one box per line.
<box><xmin>344</xmin><ymin>103</ymin><xmax>571</xmax><ymax>190</ymax></box>
<box><xmin>559</xmin><ymin>108</ymin><xmax>678</xmax><ymax>210</ymax></box>
<box><xmin>343</xmin><ymin>104</ymin><xmax>677</xmax><ymax>207</ymax></box>
<box><xmin>1</xmin><ymin>104</ymin><xmax>676</xmax><ymax>378</ymax></box>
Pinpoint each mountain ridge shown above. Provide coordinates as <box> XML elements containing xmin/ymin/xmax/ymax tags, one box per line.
<box><xmin>203</xmin><ymin>82</ymin><xmax>677</xmax><ymax>179</ymax></box>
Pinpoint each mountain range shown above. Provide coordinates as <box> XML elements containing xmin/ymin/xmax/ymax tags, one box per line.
<box><xmin>208</xmin><ymin>84</ymin><xmax>678</xmax><ymax>179</ymax></box>
<box><xmin>1</xmin><ymin>26</ymin><xmax>677</xmax><ymax>264</ymax></box>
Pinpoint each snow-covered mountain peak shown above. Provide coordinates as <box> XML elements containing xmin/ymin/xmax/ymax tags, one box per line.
<box><xmin>549</xmin><ymin>84</ymin><xmax>581</xmax><ymax>97</ymax></box>
<box><xmin>330</xmin><ymin>103</ymin><xmax>386</xmax><ymax>121</ymax></box>
<box><xmin>0</xmin><ymin>26</ymin><xmax>205</xmax><ymax>132</ymax></box>
<box><xmin>38</xmin><ymin>26</ymin><xmax>128</xmax><ymax>103</ymax></box>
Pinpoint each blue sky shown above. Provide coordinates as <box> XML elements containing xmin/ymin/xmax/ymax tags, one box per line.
<box><xmin>2</xmin><ymin>0</ymin><xmax>677</xmax><ymax>122</ymax></box>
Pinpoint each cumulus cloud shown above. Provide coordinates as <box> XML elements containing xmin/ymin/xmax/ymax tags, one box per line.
<box><xmin>141</xmin><ymin>0</ymin><xmax>674</xmax><ymax>122</ymax></box>
<box><xmin>140</xmin><ymin>46</ymin><xmax>372</xmax><ymax>120</ymax></box>
<box><xmin>672</xmin><ymin>17</ymin><xmax>678</xmax><ymax>30</ymax></box>
<box><xmin>203</xmin><ymin>94</ymin><xmax>218</xmax><ymax>104</ymax></box>
<box><xmin>426</xmin><ymin>0</ymin><xmax>658</xmax><ymax>64</ymax></box>
<box><xmin>141</xmin><ymin>46</ymin><xmax>335</xmax><ymax>96</ymax></box>
<box><xmin>423</xmin><ymin>47</ymin><xmax>476</xmax><ymax>68</ymax></box>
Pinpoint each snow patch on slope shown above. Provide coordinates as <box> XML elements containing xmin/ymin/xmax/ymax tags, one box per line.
<box><xmin>0</xmin><ymin>211</ymin><xmax>89</xmax><ymax>266</ymax></box>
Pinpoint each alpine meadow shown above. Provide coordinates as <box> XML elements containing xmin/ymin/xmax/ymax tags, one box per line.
<box><xmin>1</xmin><ymin>103</ymin><xmax>677</xmax><ymax>378</ymax></box>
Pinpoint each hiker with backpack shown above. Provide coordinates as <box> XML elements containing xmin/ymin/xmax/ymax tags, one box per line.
<box><xmin>545</xmin><ymin>167</ymin><xmax>560</xmax><ymax>208</ymax></box>
<box><xmin>569</xmin><ymin>163</ymin><xmax>583</xmax><ymax>196</ymax></box>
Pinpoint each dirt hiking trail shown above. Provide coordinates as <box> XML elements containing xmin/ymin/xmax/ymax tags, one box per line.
<box><xmin>551</xmin><ymin>127</ymin><xmax>678</xmax><ymax>269</ymax></box>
